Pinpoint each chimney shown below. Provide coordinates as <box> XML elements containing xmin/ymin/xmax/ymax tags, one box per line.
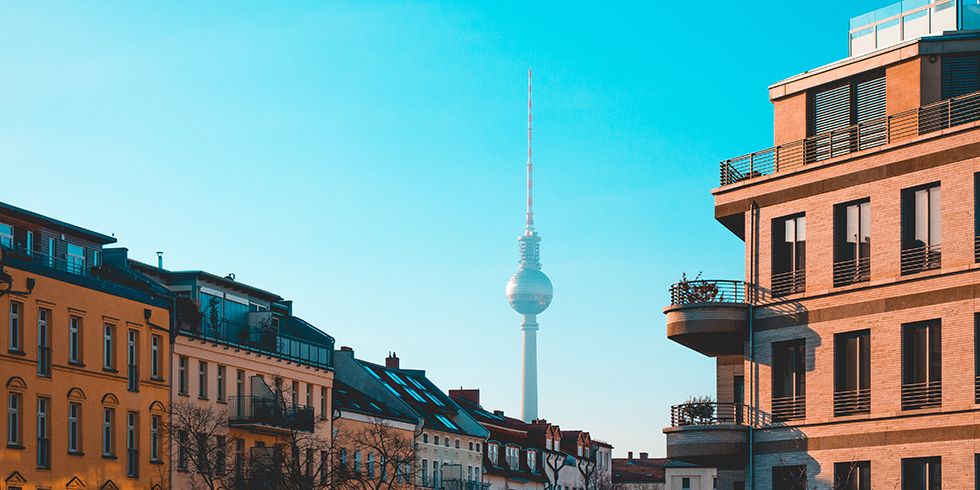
<box><xmin>532</xmin><ymin>418</ymin><xmax>548</xmax><ymax>424</ymax></box>
<box><xmin>449</xmin><ymin>389</ymin><xmax>480</xmax><ymax>405</ymax></box>
<box><xmin>156</xmin><ymin>251</ymin><xmax>164</xmax><ymax>269</ymax></box>
<box><xmin>493</xmin><ymin>409</ymin><xmax>504</xmax><ymax>417</ymax></box>
<box><xmin>628</xmin><ymin>451</ymin><xmax>633</xmax><ymax>460</ymax></box>
<box><xmin>340</xmin><ymin>346</ymin><xmax>353</xmax><ymax>352</ymax></box>
<box><xmin>385</xmin><ymin>352</ymin><xmax>400</xmax><ymax>369</ymax></box>
<box><xmin>640</xmin><ymin>452</ymin><xmax>649</xmax><ymax>460</ymax></box>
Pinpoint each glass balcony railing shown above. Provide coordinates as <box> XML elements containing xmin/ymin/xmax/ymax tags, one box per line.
<box><xmin>228</xmin><ymin>396</ymin><xmax>315</xmax><ymax>432</ymax></box>
<box><xmin>849</xmin><ymin>0</ymin><xmax>958</xmax><ymax>56</ymax></box>
<box><xmin>185</xmin><ymin>319</ymin><xmax>332</xmax><ymax>369</ymax></box>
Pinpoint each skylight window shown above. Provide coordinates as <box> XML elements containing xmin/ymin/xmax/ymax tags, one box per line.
<box><xmin>426</xmin><ymin>393</ymin><xmax>446</xmax><ymax>407</ymax></box>
<box><xmin>387</xmin><ymin>371</ymin><xmax>407</xmax><ymax>386</ymax></box>
<box><xmin>370</xmin><ymin>402</ymin><xmax>382</xmax><ymax>412</ymax></box>
<box><xmin>435</xmin><ymin>414</ymin><xmax>459</xmax><ymax>431</ymax></box>
<box><xmin>366</xmin><ymin>366</ymin><xmax>383</xmax><ymax>380</ymax></box>
<box><xmin>405</xmin><ymin>388</ymin><xmax>426</xmax><ymax>403</ymax></box>
<box><xmin>408</xmin><ymin>377</ymin><xmax>427</xmax><ymax>391</ymax></box>
<box><xmin>383</xmin><ymin>383</ymin><xmax>401</xmax><ymax>397</ymax></box>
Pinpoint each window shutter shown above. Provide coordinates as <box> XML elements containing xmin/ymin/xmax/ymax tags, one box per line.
<box><xmin>812</xmin><ymin>84</ymin><xmax>852</xmax><ymax>134</ymax></box>
<box><xmin>855</xmin><ymin>75</ymin><xmax>886</xmax><ymax>123</ymax></box>
<box><xmin>942</xmin><ymin>55</ymin><xmax>980</xmax><ymax>100</ymax></box>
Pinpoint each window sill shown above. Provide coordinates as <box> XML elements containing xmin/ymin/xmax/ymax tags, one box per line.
<box><xmin>150</xmin><ymin>375</ymin><xmax>165</xmax><ymax>382</ymax></box>
<box><xmin>68</xmin><ymin>450</ymin><xmax>84</xmax><ymax>456</ymax></box>
<box><xmin>198</xmin><ymin>396</ymin><xmax>209</xmax><ymax>401</ymax></box>
<box><xmin>216</xmin><ymin>399</ymin><xmax>228</xmax><ymax>405</ymax></box>
<box><xmin>150</xmin><ymin>459</ymin><xmax>164</xmax><ymax>465</ymax></box>
<box><xmin>103</xmin><ymin>367</ymin><xmax>118</xmax><ymax>373</ymax></box>
<box><xmin>178</xmin><ymin>392</ymin><xmax>189</xmax><ymax>397</ymax></box>
<box><xmin>7</xmin><ymin>443</ymin><xmax>24</xmax><ymax>450</ymax></box>
<box><xmin>103</xmin><ymin>454</ymin><xmax>117</xmax><ymax>460</ymax></box>
<box><xmin>68</xmin><ymin>361</ymin><xmax>85</xmax><ymax>368</ymax></box>
<box><xmin>7</xmin><ymin>349</ymin><xmax>26</xmax><ymax>356</ymax></box>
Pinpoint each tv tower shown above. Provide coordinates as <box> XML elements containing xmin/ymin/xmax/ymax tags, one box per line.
<box><xmin>506</xmin><ymin>69</ymin><xmax>554</xmax><ymax>423</ymax></box>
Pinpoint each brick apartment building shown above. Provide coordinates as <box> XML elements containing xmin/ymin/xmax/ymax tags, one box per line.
<box><xmin>663</xmin><ymin>1</ymin><xmax>980</xmax><ymax>489</ymax></box>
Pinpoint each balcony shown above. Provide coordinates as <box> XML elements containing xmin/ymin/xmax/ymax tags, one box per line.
<box><xmin>228</xmin><ymin>396</ymin><xmax>314</xmax><ymax>433</ymax></box>
<box><xmin>771</xmin><ymin>270</ymin><xmax>806</xmax><ymax>297</ymax></box>
<box><xmin>772</xmin><ymin>395</ymin><xmax>806</xmax><ymax>421</ymax></box>
<box><xmin>719</xmin><ymin>90</ymin><xmax>980</xmax><ymax>187</ymax></box>
<box><xmin>833</xmin><ymin>257</ymin><xmax>870</xmax><ymax>287</ymax></box>
<box><xmin>185</xmin><ymin>319</ymin><xmax>332</xmax><ymax>369</ymax></box>
<box><xmin>664</xmin><ymin>402</ymin><xmax>748</xmax><ymax>468</ymax></box>
<box><xmin>664</xmin><ymin>280</ymin><xmax>749</xmax><ymax>356</ymax></box>
<box><xmin>834</xmin><ymin>388</ymin><xmax>871</xmax><ymax>416</ymax></box>
<box><xmin>900</xmin><ymin>244</ymin><xmax>941</xmax><ymax>275</ymax></box>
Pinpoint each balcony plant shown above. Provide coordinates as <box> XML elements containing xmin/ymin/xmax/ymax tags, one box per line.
<box><xmin>677</xmin><ymin>395</ymin><xmax>715</xmax><ymax>425</ymax></box>
<box><xmin>674</xmin><ymin>272</ymin><xmax>720</xmax><ymax>304</ymax></box>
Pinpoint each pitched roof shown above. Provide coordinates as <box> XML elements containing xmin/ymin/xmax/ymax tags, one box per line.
<box><xmin>333</xmin><ymin>380</ymin><xmax>415</xmax><ymax>423</ymax></box>
<box><xmin>357</xmin><ymin>360</ymin><xmax>482</xmax><ymax>437</ymax></box>
<box><xmin>611</xmin><ymin>458</ymin><xmax>668</xmax><ymax>484</ymax></box>
<box><xmin>450</xmin><ymin>395</ymin><xmax>549</xmax><ymax>483</ymax></box>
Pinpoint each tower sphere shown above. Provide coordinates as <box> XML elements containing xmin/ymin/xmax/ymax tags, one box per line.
<box><xmin>506</xmin><ymin>269</ymin><xmax>554</xmax><ymax>315</ymax></box>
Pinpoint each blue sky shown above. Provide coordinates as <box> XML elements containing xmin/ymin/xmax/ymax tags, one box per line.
<box><xmin>1</xmin><ymin>0</ymin><xmax>887</xmax><ymax>456</ymax></box>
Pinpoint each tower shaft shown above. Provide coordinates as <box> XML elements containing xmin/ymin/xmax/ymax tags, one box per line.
<box><xmin>521</xmin><ymin>313</ymin><xmax>539</xmax><ymax>422</ymax></box>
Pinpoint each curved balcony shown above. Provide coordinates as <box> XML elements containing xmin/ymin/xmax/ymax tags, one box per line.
<box><xmin>664</xmin><ymin>279</ymin><xmax>749</xmax><ymax>356</ymax></box>
<box><xmin>664</xmin><ymin>402</ymin><xmax>748</xmax><ymax>469</ymax></box>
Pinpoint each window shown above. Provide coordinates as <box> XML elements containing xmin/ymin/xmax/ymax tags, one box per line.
<box><xmin>808</xmin><ymin>71</ymin><xmax>886</xmax><ymax>160</ymax></box>
<box><xmin>340</xmin><ymin>448</ymin><xmax>347</xmax><ymax>468</ymax></box>
<box><xmin>127</xmin><ymin>412</ymin><xmax>138</xmax><ymax>477</ymax></box>
<box><xmin>773</xmin><ymin>464</ymin><xmax>807</xmax><ymax>490</ymax></box>
<box><xmin>835</xmin><ymin>461</ymin><xmax>871</xmax><ymax>490</ymax></box>
<box><xmin>292</xmin><ymin>381</ymin><xmax>299</xmax><ymax>406</ymax></box>
<box><xmin>127</xmin><ymin>330</ymin><xmax>139</xmax><ymax>392</ymax></box>
<box><xmin>198</xmin><ymin>361</ymin><xmax>208</xmax><ymax>399</ymax></box>
<box><xmin>0</xmin><ymin>222</ymin><xmax>12</xmax><ymax>248</ymax></box>
<box><xmin>178</xmin><ymin>430</ymin><xmax>188</xmax><ymax>470</ymax></box>
<box><xmin>306</xmin><ymin>383</ymin><xmax>312</xmax><ymax>408</ymax></box>
<box><xmin>423</xmin><ymin>433</ymin><xmax>429</xmax><ymax>444</ymax></box>
<box><xmin>455</xmin><ymin>438</ymin><xmax>460</xmax><ymax>448</ymax></box>
<box><xmin>103</xmin><ymin>324</ymin><xmax>115</xmax><ymax>370</ymax></box>
<box><xmin>8</xmin><ymin>301</ymin><xmax>21</xmax><ymax>352</ymax></box>
<box><xmin>434</xmin><ymin>435</ymin><xmax>439</xmax><ymax>445</ymax></box>
<box><xmin>902</xmin><ymin>320</ymin><xmax>942</xmax><ymax>410</ymax></box>
<box><xmin>682</xmin><ymin>478</ymin><xmax>691</xmax><ymax>490</ymax></box>
<box><xmin>69</xmin><ymin>316</ymin><xmax>82</xmax><ymax>364</ymax></box>
<box><xmin>942</xmin><ymin>54</ymin><xmax>980</xmax><ymax>100</ymax></box>
<box><xmin>469</xmin><ymin>441</ymin><xmax>474</xmax><ymax>451</ymax></box>
<box><xmin>67</xmin><ymin>243</ymin><xmax>86</xmax><ymax>274</ymax></box>
<box><xmin>772</xmin><ymin>339</ymin><xmax>806</xmax><ymax>420</ymax></box>
<box><xmin>468</xmin><ymin>465</ymin><xmax>473</xmax><ymax>481</ymax></box>
<box><xmin>236</xmin><ymin>369</ymin><xmax>245</xmax><ymax>416</ymax></box>
<box><xmin>488</xmin><ymin>443</ymin><xmax>499</xmax><ymax>465</ymax></box>
<box><xmin>772</xmin><ymin>214</ymin><xmax>806</xmax><ymax>296</ymax></box>
<box><xmin>217</xmin><ymin>365</ymin><xmax>226</xmax><ymax>402</ymax></box>
<box><xmin>506</xmin><ymin>445</ymin><xmax>519</xmax><ymax>469</ymax></box>
<box><xmin>528</xmin><ymin>449</ymin><xmax>537</xmax><ymax>472</ymax></box>
<box><xmin>367</xmin><ymin>452</ymin><xmax>375</xmax><ymax>478</ymax></box>
<box><xmin>476</xmin><ymin>443</ymin><xmax>481</xmax><ymax>452</ymax></box>
<box><xmin>92</xmin><ymin>249</ymin><xmax>100</xmax><ymax>267</ymax></box>
<box><xmin>7</xmin><ymin>392</ymin><xmax>21</xmax><ymax>446</ymax></box>
<box><xmin>422</xmin><ymin>458</ymin><xmax>429</xmax><ymax>485</ymax></box>
<box><xmin>150</xmin><ymin>335</ymin><xmax>161</xmax><ymax>379</ymax></box>
<box><xmin>47</xmin><ymin>238</ymin><xmax>55</xmax><ymax>267</ymax></box>
<box><xmin>902</xmin><ymin>457</ymin><xmax>940</xmax><ymax>490</ymax></box>
<box><xmin>901</xmin><ymin>183</ymin><xmax>941</xmax><ymax>274</ymax></box>
<box><xmin>444</xmin><ymin>437</ymin><xmax>450</xmax><ymax>447</ymax></box>
<box><xmin>178</xmin><ymin>356</ymin><xmax>188</xmax><ymax>395</ymax></box>
<box><xmin>103</xmin><ymin>408</ymin><xmax>114</xmax><ymax>456</ymax></box>
<box><xmin>25</xmin><ymin>231</ymin><xmax>32</xmax><ymax>256</ymax></box>
<box><xmin>355</xmin><ymin>450</ymin><xmax>362</xmax><ymax>474</ymax></box>
<box><xmin>216</xmin><ymin>435</ymin><xmax>226</xmax><ymax>475</ymax></box>
<box><xmin>834</xmin><ymin>199</ymin><xmax>871</xmax><ymax>286</ymax></box>
<box><xmin>37</xmin><ymin>397</ymin><xmax>49</xmax><ymax>468</ymax></box>
<box><xmin>68</xmin><ymin>402</ymin><xmax>81</xmax><ymax>453</ymax></box>
<box><xmin>320</xmin><ymin>386</ymin><xmax>327</xmax><ymax>419</ymax></box>
<box><xmin>834</xmin><ymin>330</ymin><xmax>870</xmax><ymax>416</ymax></box>
<box><xmin>37</xmin><ymin>309</ymin><xmax>50</xmax><ymax>377</ymax></box>
<box><xmin>151</xmin><ymin>415</ymin><xmax>161</xmax><ymax>462</ymax></box>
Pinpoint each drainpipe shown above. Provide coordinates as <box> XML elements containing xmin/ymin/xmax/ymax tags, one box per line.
<box><xmin>748</xmin><ymin>201</ymin><xmax>759</xmax><ymax>490</ymax></box>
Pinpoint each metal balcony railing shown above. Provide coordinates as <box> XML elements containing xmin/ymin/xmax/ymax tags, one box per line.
<box><xmin>902</xmin><ymin>380</ymin><xmax>941</xmax><ymax>410</ymax></box>
<box><xmin>833</xmin><ymin>256</ymin><xmax>871</xmax><ymax>287</ymax></box>
<box><xmin>37</xmin><ymin>346</ymin><xmax>51</xmax><ymax>377</ymax></box>
<box><xmin>720</xmin><ymin>90</ymin><xmax>980</xmax><ymax>186</ymax></box>
<box><xmin>975</xmin><ymin>236</ymin><xmax>980</xmax><ymax>263</ymax></box>
<box><xmin>228</xmin><ymin>396</ymin><xmax>315</xmax><ymax>432</ymax></box>
<box><xmin>1</xmin><ymin>244</ymin><xmax>93</xmax><ymax>277</ymax></box>
<box><xmin>771</xmin><ymin>269</ymin><xmax>806</xmax><ymax>297</ymax></box>
<box><xmin>669</xmin><ymin>402</ymin><xmax>749</xmax><ymax>427</ymax></box>
<box><xmin>771</xmin><ymin>395</ymin><xmax>806</xmax><ymax>421</ymax></box>
<box><xmin>668</xmin><ymin>279</ymin><xmax>748</xmax><ymax>306</ymax></box>
<box><xmin>900</xmin><ymin>244</ymin><xmax>941</xmax><ymax>275</ymax></box>
<box><xmin>833</xmin><ymin>388</ymin><xmax>871</xmax><ymax>416</ymax></box>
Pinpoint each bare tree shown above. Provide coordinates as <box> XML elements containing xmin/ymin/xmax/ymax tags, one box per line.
<box><xmin>577</xmin><ymin>448</ymin><xmax>612</xmax><ymax>490</ymax></box>
<box><xmin>334</xmin><ymin>416</ymin><xmax>417</xmax><ymax>490</ymax></box>
<box><xmin>544</xmin><ymin>449</ymin><xmax>574</xmax><ymax>490</ymax></box>
<box><xmin>166</xmin><ymin>399</ymin><xmax>240</xmax><ymax>490</ymax></box>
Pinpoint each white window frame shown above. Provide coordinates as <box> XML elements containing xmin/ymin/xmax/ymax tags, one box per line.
<box><xmin>103</xmin><ymin>324</ymin><xmax>114</xmax><ymax>370</ymax></box>
<box><xmin>150</xmin><ymin>335</ymin><xmax>160</xmax><ymax>378</ymax></box>
<box><xmin>69</xmin><ymin>317</ymin><xmax>81</xmax><ymax>364</ymax></box>
<box><xmin>68</xmin><ymin>402</ymin><xmax>80</xmax><ymax>452</ymax></box>
<box><xmin>0</xmin><ymin>222</ymin><xmax>12</xmax><ymax>248</ymax></box>
<box><xmin>103</xmin><ymin>408</ymin><xmax>114</xmax><ymax>456</ymax></box>
<box><xmin>7</xmin><ymin>393</ymin><xmax>20</xmax><ymax>446</ymax></box>
<box><xmin>150</xmin><ymin>415</ymin><xmax>160</xmax><ymax>462</ymax></box>
<box><xmin>8</xmin><ymin>301</ymin><xmax>21</xmax><ymax>352</ymax></box>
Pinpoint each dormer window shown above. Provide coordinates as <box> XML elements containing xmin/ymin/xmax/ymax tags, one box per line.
<box><xmin>577</xmin><ymin>445</ymin><xmax>583</xmax><ymax>457</ymax></box>
<box><xmin>488</xmin><ymin>443</ymin><xmax>499</xmax><ymax>466</ymax></box>
<box><xmin>528</xmin><ymin>450</ymin><xmax>537</xmax><ymax>472</ymax></box>
<box><xmin>506</xmin><ymin>446</ymin><xmax>519</xmax><ymax>470</ymax></box>
<box><xmin>546</xmin><ymin>439</ymin><xmax>553</xmax><ymax>451</ymax></box>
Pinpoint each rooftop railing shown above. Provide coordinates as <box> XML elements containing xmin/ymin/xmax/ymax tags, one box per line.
<box><xmin>1</xmin><ymin>244</ymin><xmax>93</xmax><ymax>277</ymax></box>
<box><xmin>186</xmin><ymin>319</ymin><xmax>332</xmax><ymax>369</ymax></box>
<box><xmin>720</xmin><ymin>90</ymin><xmax>980</xmax><ymax>187</ymax></box>
<box><xmin>668</xmin><ymin>279</ymin><xmax>748</xmax><ymax>306</ymax></box>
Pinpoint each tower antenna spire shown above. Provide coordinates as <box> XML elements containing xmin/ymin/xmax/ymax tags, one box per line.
<box><xmin>526</xmin><ymin>68</ymin><xmax>534</xmax><ymax>233</ymax></box>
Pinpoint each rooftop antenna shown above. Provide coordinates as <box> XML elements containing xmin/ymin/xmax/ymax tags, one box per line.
<box><xmin>526</xmin><ymin>68</ymin><xmax>534</xmax><ymax>234</ymax></box>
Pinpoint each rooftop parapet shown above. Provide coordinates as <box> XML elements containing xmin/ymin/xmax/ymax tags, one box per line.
<box><xmin>848</xmin><ymin>0</ymin><xmax>980</xmax><ymax>57</ymax></box>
